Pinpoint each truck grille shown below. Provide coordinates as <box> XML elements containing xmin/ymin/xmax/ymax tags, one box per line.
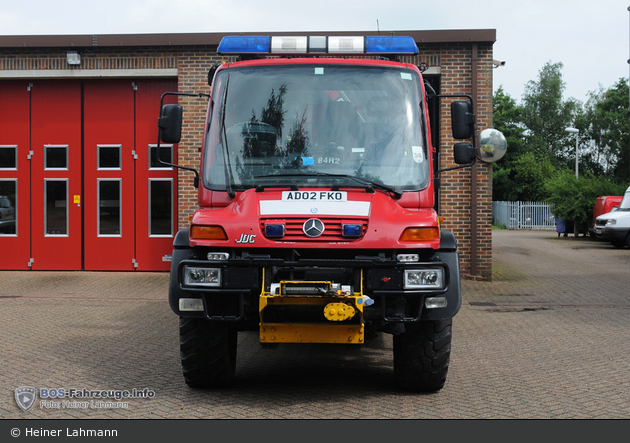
<box><xmin>261</xmin><ymin>217</ymin><xmax>368</xmax><ymax>242</ymax></box>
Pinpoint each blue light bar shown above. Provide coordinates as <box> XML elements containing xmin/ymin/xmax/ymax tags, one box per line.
<box><xmin>365</xmin><ymin>36</ymin><xmax>419</xmax><ymax>54</ymax></box>
<box><xmin>217</xmin><ymin>35</ymin><xmax>418</xmax><ymax>55</ymax></box>
<box><xmin>217</xmin><ymin>36</ymin><xmax>271</xmax><ymax>54</ymax></box>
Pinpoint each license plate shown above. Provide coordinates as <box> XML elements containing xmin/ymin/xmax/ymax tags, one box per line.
<box><xmin>596</xmin><ymin>228</ymin><xmax>602</xmax><ymax>235</ymax></box>
<box><xmin>282</xmin><ymin>191</ymin><xmax>347</xmax><ymax>202</ymax></box>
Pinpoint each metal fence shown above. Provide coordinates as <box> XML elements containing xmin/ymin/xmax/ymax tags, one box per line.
<box><xmin>493</xmin><ymin>201</ymin><xmax>556</xmax><ymax>230</ymax></box>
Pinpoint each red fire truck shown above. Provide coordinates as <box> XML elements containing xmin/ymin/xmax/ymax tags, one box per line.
<box><xmin>157</xmin><ymin>35</ymin><xmax>506</xmax><ymax>391</ymax></box>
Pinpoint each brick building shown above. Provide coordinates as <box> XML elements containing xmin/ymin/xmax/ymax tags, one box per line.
<box><xmin>0</xmin><ymin>30</ymin><xmax>496</xmax><ymax>279</ymax></box>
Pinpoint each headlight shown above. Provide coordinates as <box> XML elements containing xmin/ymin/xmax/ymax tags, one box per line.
<box><xmin>606</xmin><ymin>219</ymin><xmax>616</xmax><ymax>226</ymax></box>
<box><xmin>404</xmin><ymin>269</ymin><xmax>444</xmax><ymax>289</ymax></box>
<box><xmin>183</xmin><ymin>266</ymin><xmax>221</xmax><ymax>287</ymax></box>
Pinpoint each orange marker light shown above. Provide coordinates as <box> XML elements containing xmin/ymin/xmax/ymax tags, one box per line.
<box><xmin>191</xmin><ymin>225</ymin><xmax>228</xmax><ymax>240</ymax></box>
<box><xmin>399</xmin><ymin>227</ymin><xmax>439</xmax><ymax>242</ymax></box>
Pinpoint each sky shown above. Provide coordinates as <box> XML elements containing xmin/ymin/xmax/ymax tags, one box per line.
<box><xmin>1</xmin><ymin>0</ymin><xmax>629</xmax><ymax>104</ymax></box>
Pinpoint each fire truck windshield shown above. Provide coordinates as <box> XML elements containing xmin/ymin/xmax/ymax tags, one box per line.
<box><xmin>203</xmin><ymin>64</ymin><xmax>429</xmax><ymax>192</ymax></box>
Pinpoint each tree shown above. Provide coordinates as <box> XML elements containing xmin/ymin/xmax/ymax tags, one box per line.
<box><xmin>576</xmin><ymin>79</ymin><xmax>630</xmax><ymax>179</ymax></box>
<box><xmin>521</xmin><ymin>62</ymin><xmax>580</xmax><ymax>168</ymax></box>
<box><xmin>596</xmin><ymin>78</ymin><xmax>629</xmax><ymax>181</ymax></box>
<box><xmin>493</xmin><ymin>86</ymin><xmax>527</xmax><ymax>157</ymax></box>
<box><xmin>511</xmin><ymin>152</ymin><xmax>555</xmax><ymax>202</ymax></box>
<box><xmin>491</xmin><ymin>86</ymin><xmax>528</xmax><ymax>201</ymax></box>
<box><xmin>578</xmin><ymin>86</ymin><xmax>610</xmax><ymax>175</ymax></box>
<box><xmin>492</xmin><ymin>64</ymin><xmax>629</xmax><ymax>204</ymax></box>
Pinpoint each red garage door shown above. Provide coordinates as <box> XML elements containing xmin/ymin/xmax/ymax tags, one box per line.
<box><xmin>0</xmin><ymin>81</ymin><xmax>31</xmax><ymax>270</ymax></box>
<box><xmin>83</xmin><ymin>80</ymin><xmax>136</xmax><ymax>270</ymax></box>
<box><xmin>0</xmin><ymin>79</ymin><xmax>179</xmax><ymax>271</ymax></box>
<box><xmin>31</xmin><ymin>81</ymin><xmax>83</xmax><ymax>270</ymax></box>
<box><xmin>134</xmin><ymin>81</ymin><xmax>180</xmax><ymax>271</ymax></box>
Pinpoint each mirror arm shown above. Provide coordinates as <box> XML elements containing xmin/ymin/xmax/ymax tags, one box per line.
<box><xmin>437</xmin><ymin>157</ymin><xmax>477</xmax><ymax>176</ymax></box>
<box><xmin>156</xmin><ymin>92</ymin><xmax>209</xmax><ymax>188</ymax></box>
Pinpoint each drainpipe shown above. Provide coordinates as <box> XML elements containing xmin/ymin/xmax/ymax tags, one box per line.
<box><xmin>471</xmin><ymin>43</ymin><xmax>479</xmax><ymax>277</ymax></box>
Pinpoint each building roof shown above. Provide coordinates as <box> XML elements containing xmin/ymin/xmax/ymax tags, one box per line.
<box><xmin>0</xmin><ymin>29</ymin><xmax>496</xmax><ymax>48</ymax></box>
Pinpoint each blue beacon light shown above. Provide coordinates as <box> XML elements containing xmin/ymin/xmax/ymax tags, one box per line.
<box><xmin>365</xmin><ymin>36</ymin><xmax>419</xmax><ymax>54</ymax></box>
<box><xmin>217</xmin><ymin>36</ymin><xmax>418</xmax><ymax>55</ymax></box>
<box><xmin>217</xmin><ymin>36</ymin><xmax>271</xmax><ymax>54</ymax></box>
<box><xmin>265</xmin><ymin>224</ymin><xmax>286</xmax><ymax>238</ymax></box>
<box><xmin>342</xmin><ymin>224</ymin><xmax>363</xmax><ymax>237</ymax></box>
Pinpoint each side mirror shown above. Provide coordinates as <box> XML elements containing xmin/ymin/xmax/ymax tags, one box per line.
<box><xmin>453</xmin><ymin>142</ymin><xmax>477</xmax><ymax>165</ymax></box>
<box><xmin>451</xmin><ymin>100</ymin><xmax>475</xmax><ymax>140</ymax></box>
<box><xmin>478</xmin><ymin>128</ymin><xmax>507</xmax><ymax>163</ymax></box>
<box><xmin>158</xmin><ymin>104</ymin><xmax>183</xmax><ymax>144</ymax></box>
<box><xmin>208</xmin><ymin>64</ymin><xmax>220</xmax><ymax>86</ymax></box>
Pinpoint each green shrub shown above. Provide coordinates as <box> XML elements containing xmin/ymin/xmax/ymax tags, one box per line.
<box><xmin>544</xmin><ymin>170</ymin><xmax>627</xmax><ymax>231</ymax></box>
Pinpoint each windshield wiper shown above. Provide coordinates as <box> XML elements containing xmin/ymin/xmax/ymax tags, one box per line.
<box><xmin>219</xmin><ymin>75</ymin><xmax>236</xmax><ymax>199</ymax></box>
<box><xmin>253</xmin><ymin>172</ymin><xmax>403</xmax><ymax>198</ymax></box>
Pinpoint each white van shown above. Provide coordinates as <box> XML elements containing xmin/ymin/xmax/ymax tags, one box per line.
<box><xmin>595</xmin><ymin>186</ymin><xmax>630</xmax><ymax>248</ymax></box>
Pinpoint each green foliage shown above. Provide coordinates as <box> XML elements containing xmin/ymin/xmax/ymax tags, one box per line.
<box><xmin>511</xmin><ymin>152</ymin><xmax>556</xmax><ymax>202</ymax></box>
<box><xmin>494</xmin><ymin>152</ymin><xmax>556</xmax><ymax>202</ymax></box>
<box><xmin>493</xmin><ymin>62</ymin><xmax>629</xmax><ymax>203</ymax></box>
<box><xmin>492</xmin><ymin>86</ymin><xmax>528</xmax><ymax>201</ymax></box>
<box><xmin>493</xmin><ymin>86</ymin><xmax>527</xmax><ymax>158</ymax></box>
<box><xmin>520</xmin><ymin>61</ymin><xmax>580</xmax><ymax>169</ymax></box>
<box><xmin>492</xmin><ymin>164</ymin><xmax>513</xmax><ymax>201</ymax></box>
<box><xmin>576</xmin><ymin>79</ymin><xmax>630</xmax><ymax>179</ymax></box>
<box><xmin>543</xmin><ymin>170</ymin><xmax>627</xmax><ymax>231</ymax></box>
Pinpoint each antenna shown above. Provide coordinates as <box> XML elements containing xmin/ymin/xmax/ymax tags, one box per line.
<box><xmin>377</xmin><ymin>20</ymin><xmax>380</xmax><ymax>35</ymax></box>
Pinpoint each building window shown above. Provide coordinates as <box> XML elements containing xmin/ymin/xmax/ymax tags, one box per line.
<box><xmin>149</xmin><ymin>144</ymin><xmax>173</xmax><ymax>169</ymax></box>
<box><xmin>149</xmin><ymin>179</ymin><xmax>172</xmax><ymax>236</ymax></box>
<box><xmin>98</xmin><ymin>145</ymin><xmax>122</xmax><ymax>170</ymax></box>
<box><xmin>45</xmin><ymin>179</ymin><xmax>68</xmax><ymax>236</ymax></box>
<box><xmin>0</xmin><ymin>146</ymin><xmax>17</xmax><ymax>170</ymax></box>
<box><xmin>45</xmin><ymin>145</ymin><xmax>68</xmax><ymax>170</ymax></box>
<box><xmin>98</xmin><ymin>179</ymin><xmax>121</xmax><ymax>236</ymax></box>
<box><xmin>0</xmin><ymin>179</ymin><xmax>17</xmax><ymax>235</ymax></box>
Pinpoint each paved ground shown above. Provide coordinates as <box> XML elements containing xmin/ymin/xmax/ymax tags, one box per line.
<box><xmin>1</xmin><ymin>229</ymin><xmax>629</xmax><ymax>419</ymax></box>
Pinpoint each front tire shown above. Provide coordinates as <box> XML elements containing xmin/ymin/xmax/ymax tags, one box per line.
<box><xmin>611</xmin><ymin>238</ymin><xmax>626</xmax><ymax>249</ymax></box>
<box><xmin>179</xmin><ymin>317</ymin><xmax>237</xmax><ymax>388</ymax></box>
<box><xmin>393</xmin><ymin>318</ymin><xmax>452</xmax><ymax>392</ymax></box>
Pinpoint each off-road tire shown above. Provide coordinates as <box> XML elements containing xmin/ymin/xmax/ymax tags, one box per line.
<box><xmin>611</xmin><ymin>238</ymin><xmax>626</xmax><ymax>249</ymax></box>
<box><xmin>179</xmin><ymin>317</ymin><xmax>237</xmax><ymax>388</ymax></box>
<box><xmin>393</xmin><ymin>318</ymin><xmax>452</xmax><ymax>392</ymax></box>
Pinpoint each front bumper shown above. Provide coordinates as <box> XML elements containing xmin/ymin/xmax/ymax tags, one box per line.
<box><xmin>601</xmin><ymin>226</ymin><xmax>630</xmax><ymax>242</ymax></box>
<box><xmin>169</xmin><ymin>245</ymin><xmax>461</xmax><ymax>334</ymax></box>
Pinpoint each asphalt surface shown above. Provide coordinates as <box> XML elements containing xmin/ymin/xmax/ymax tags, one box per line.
<box><xmin>1</xmin><ymin>229</ymin><xmax>629</xmax><ymax>419</ymax></box>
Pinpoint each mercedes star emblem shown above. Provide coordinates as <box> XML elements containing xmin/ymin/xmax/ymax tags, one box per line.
<box><xmin>303</xmin><ymin>218</ymin><xmax>325</xmax><ymax>237</ymax></box>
